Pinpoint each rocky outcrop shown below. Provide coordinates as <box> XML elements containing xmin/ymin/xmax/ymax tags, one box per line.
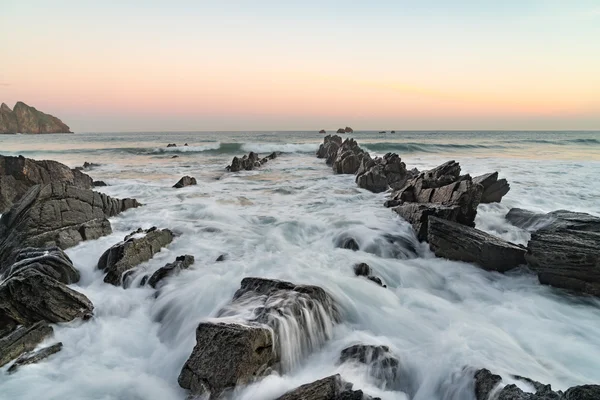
<box><xmin>428</xmin><ymin>217</ymin><xmax>526</xmax><ymax>272</ymax></box>
<box><xmin>98</xmin><ymin>227</ymin><xmax>174</xmax><ymax>286</ymax></box>
<box><xmin>316</xmin><ymin>134</ymin><xmax>343</xmax><ymax>165</ymax></box>
<box><xmin>392</xmin><ymin>203</ymin><xmax>462</xmax><ymax>242</ymax></box>
<box><xmin>522</xmin><ymin>210</ymin><xmax>600</xmax><ymax>296</ymax></box>
<box><xmin>319</xmin><ymin>129</ymin><xmax>326</xmax><ymax>133</ymax></box>
<box><xmin>339</xmin><ymin>344</ymin><xmax>399</xmax><ymax>390</ymax></box>
<box><xmin>353</xmin><ymin>263</ymin><xmax>386</xmax><ymax>288</ymax></box>
<box><xmin>93</xmin><ymin>180</ymin><xmax>108</xmax><ymax>187</ymax></box>
<box><xmin>0</xmin><ymin>154</ymin><xmax>95</xmax><ymax>213</ymax></box>
<box><xmin>172</xmin><ymin>176</ymin><xmax>197</xmax><ymax>188</ymax></box>
<box><xmin>336</xmin><ymin>128</ymin><xmax>345</xmax><ymax>133</ymax></box>
<box><xmin>0</xmin><ymin>321</ymin><xmax>53</xmax><ymax>367</ymax></box>
<box><xmin>178</xmin><ymin>322</ymin><xmax>276</xmax><ymax>398</ymax></box>
<box><xmin>145</xmin><ymin>254</ymin><xmax>194</xmax><ymax>288</ymax></box>
<box><xmin>226</xmin><ymin>152</ymin><xmax>278</xmax><ymax>172</ymax></box>
<box><xmin>7</xmin><ymin>342</ymin><xmax>63</xmax><ymax>374</ymax></box>
<box><xmin>275</xmin><ymin>374</ymin><xmax>379</xmax><ymax>400</ymax></box>
<box><xmin>0</xmin><ymin>183</ymin><xmax>140</xmax><ymax>266</ymax></box>
<box><xmin>356</xmin><ymin>153</ymin><xmax>414</xmax><ymax>193</ymax></box>
<box><xmin>473</xmin><ymin>172</ymin><xmax>510</xmax><ymax>203</ymax></box>
<box><xmin>1</xmin><ymin>247</ymin><xmax>80</xmax><ymax>284</ymax></box>
<box><xmin>332</xmin><ymin>138</ymin><xmax>366</xmax><ymax>174</ymax></box>
<box><xmin>474</xmin><ymin>368</ymin><xmax>600</xmax><ymax>400</ymax></box>
<box><xmin>0</xmin><ymin>102</ymin><xmax>71</xmax><ymax>134</ymax></box>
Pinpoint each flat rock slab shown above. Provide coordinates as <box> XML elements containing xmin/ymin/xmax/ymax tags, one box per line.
<box><xmin>7</xmin><ymin>342</ymin><xmax>63</xmax><ymax>374</ymax></box>
<box><xmin>0</xmin><ymin>321</ymin><xmax>53</xmax><ymax>367</ymax></box>
<box><xmin>428</xmin><ymin>216</ymin><xmax>526</xmax><ymax>272</ymax></box>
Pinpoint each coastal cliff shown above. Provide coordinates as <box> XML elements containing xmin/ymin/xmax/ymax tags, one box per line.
<box><xmin>0</xmin><ymin>102</ymin><xmax>72</xmax><ymax>134</ymax></box>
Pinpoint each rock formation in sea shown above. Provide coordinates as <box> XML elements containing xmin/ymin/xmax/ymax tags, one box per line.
<box><xmin>226</xmin><ymin>151</ymin><xmax>278</xmax><ymax>172</ymax></box>
<box><xmin>173</xmin><ymin>175</ymin><xmax>197</xmax><ymax>188</ymax></box>
<box><xmin>275</xmin><ymin>374</ymin><xmax>381</xmax><ymax>400</ymax></box>
<box><xmin>0</xmin><ymin>102</ymin><xmax>71</xmax><ymax>134</ymax></box>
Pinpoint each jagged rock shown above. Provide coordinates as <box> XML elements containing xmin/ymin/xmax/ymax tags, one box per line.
<box><xmin>173</xmin><ymin>176</ymin><xmax>197</xmax><ymax>188</ymax></box>
<box><xmin>392</xmin><ymin>203</ymin><xmax>463</xmax><ymax>242</ymax></box>
<box><xmin>428</xmin><ymin>217</ymin><xmax>526</xmax><ymax>272</ymax></box>
<box><xmin>332</xmin><ymin>138</ymin><xmax>365</xmax><ymax>174</ymax></box>
<box><xmin>0</xmin><ymin>183</ymin><xmax>140</xmax><ymax>266</ymax></box>
<box><xmin>356</xmin><ymin>153</ymin><xmax>411</xmax><ymax>193</ymax></box>
<box><xmin>0</xmin><ymin>102</ymin><xmax>71</xmax><ymax>134</ymax></box>
<box><xmin>98</xmin><ymin>227</ymin><xmax>174</xmax><ymax>286</ymax></box>
<box><xmin>0</xmin><ymin>269</ymin><xmax>93</xmax><ymax>327</ymax></box>
<box><xmin>339</xmin><ymin>345</ymin><xmax>399</xmax><ymax>389</ymax></box>
<box><xmin>227</xmin><ymin>152</ymin><xmax>278</xmax><ymax>172</ymax></box>
<box><xmin>523</xmin><ymin>210</ymin><xmax>600</xmax><ymax>296</ymax></box>
<box><xmin>0</xmin><ymin>154</ymin><xmax>94</xmax><ymax>213</ymax></box>
<box><xmin>1</xmin><ymin>247</ymin><xmax>79</xmax><ymax>284</ymax></box>
<box><xmin>93</xmin><ymin>180</ymin><xmax>108</xmax><ymax>187</ymax></box>
<box><xmin>178</xmin><ymin>322</ymin><xmax>276</xmax><ymax>398</ymax></box>
<box><xmin>275</xmin><ymin>374</ymin><xmax>379</xmax><ymax>400</ymax></box>
<box><xmin>563</xmin><ymin>385</ymin><xmax>600</xmax><ymax>399</ymax></box>
<box><xmin>7</xmin><ymin>342</ymin><xmax>63</xmax><ymax>374</ymax></box>
<box><xmin>319</xmin><ymin>129</ymin><xmax>326</xmax><ymax>133</ymax></box>
<box><xmin>473</xmin><ymin>172</ymin><xmax>510</xmax><ymax>203</ymax></box>
<box><xmin>316</xmin><ymin>135</ymin><xmax>343</xmax><ymax>165</ymax></box>
<box><xmin>216</xmin><ymin>254</ymin><xmax>227</xmax><ymax>262</ymax></box>
<box><xmin>167</xmin><ymin>143</ymin><xmax>177</xmax><ymax>147</ymax></box>
<box><xmin>146</xmin><ymin>255</ymin><xmax>194</xmax><ymax>288</ymax></box>
<box><xmin>379</xmin><ymin>131</ymin><xmax>386</xmax><ymax>133</ymax></box>
<box><xmin>0</xmin><ymin>321</ymin><xmax>53</xmax><ymax>367</ymax></box>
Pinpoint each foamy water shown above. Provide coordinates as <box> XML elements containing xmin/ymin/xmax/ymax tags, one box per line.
<box><xmin>0</xmin><ymin>131</ymin><xmax>599</xmax><ymax>400</ymax></box>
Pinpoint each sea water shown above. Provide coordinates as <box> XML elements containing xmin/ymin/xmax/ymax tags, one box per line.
<box><xmin>0</xmin><ymin>130</ymin><xmax>599</xmax><ymax>400</ymax></box>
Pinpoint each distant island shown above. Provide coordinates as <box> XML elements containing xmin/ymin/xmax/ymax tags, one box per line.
<box><xmin>0</xmin><ymin>101</ymin><xmax>72</xmax><ymax>134</ymax></box>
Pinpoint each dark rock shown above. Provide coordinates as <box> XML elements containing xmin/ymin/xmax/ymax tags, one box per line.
<box><xmin>319</xmin><ymin>129</ymin><xmax>326</xmax><ymax>133</ymax></box>
<box><xmin>2</xmin><ymin>247</ymin><xmax>79</xmax><ymax>284</ymax></box>
<box><xmin>524</xmin><ymin>210</ymin><xmax>600</xmax><ymax>296</ymax></box>
<box><xmin>390</xmin><ymin>130</ymin><xmax>396</xmax><ymax>133</ymax></box>
<box><xmin>178</xmin><ymin>322</ymin><xmax>276</xmax><ymax>398</ymax></box>
<box><xmin>0</xmin><ymin>154</ymin><xmax>93</xmax><ymax>213</ymax></box>
<box><xmin>216</xmin><ymin>254</ymin><xmax>227</xmax><ymax>262</ymax></box>
<box><xmin>356</xmin><ymin>152</ymin><xmax>411</xmax><ymax>193</ymax></box>
<box><xmin>275</xmin><ymin>374</ymin><xmax>379</xmax><ymax>400</ymax></box>
<box><xmin>227</xmin><ymin>151</ymin><xmax>276</xmax><ymax>172</ymax></box>
<box><xmin>93</xmin><ymin>180</ymin><xmax>108</xmax><ymax>187</ymax></box>
<box><xmin>338</xmin><ymin>237</ymin><xmax>360</xmax><ymax>251</ymax></box>
<box><xmin>428</xmin><ymin>217</ymin><xmax>526</xmax><ymax>272</ymax></box>
<box><xmin>0</xmin><ymin>268</ymin><xmax>93</xmax><ymax>327</ymax></box>
<box><xmin>171</xmin><ymin>155</ymin><xmax>179</xmax><ymax>159</ymax></box>
<box><xmin>353</xmin><ymin>263</ymin><xmax>371</xmax><ymax>276</ymax></box>
<box><xmin>0</xmin><ymin>102</ymin><xmax>71</xmax><ymax>134</ymax></box>
<box><xmin>392</xmin><ymin>202</ymin><xmax>463</xmax><ymax>242</ymax></box>
<box><xmin>98</xmin><ymin>227</ymin><xmax>174</xmax><ymax>286</ymax></box>
<box><xmin>316</xmin><ymin>135</ymin><xmax>343</xmax><ymax>165</ymax></box>
<box><xmin>0</xmin><ymin>321</ymin><xmax>53</xmax><ymax>367</ymax></box>
<box><xmin>563</xmin><ymin>385</ymin><xmax>600</xmax><ymax>400</ymax></box>
<box><xmin>167</xmin><ymin>143</ymin><xmax>177</xmax><ymax>147</ymax></box>
<box><xmin>173</xmin><ymin>176</ymin><xmax>197</xmax><ymax>188</ymax></box>
<box><xmin>368</xmin><ymin>276</ymin><xmax>386</xmax><ymax>287</ymax></box>
<box><xmin>340</xmin><ymin>344</ymin><xmax>399</xmax><ymax>389</ymax></box>
<box><xmin>0</xmin><ymin>102</ymin><xmax>19</xmax><ymax>134</ymax></box>
<box><xmin>345</xmin><ymin>127</ymin><xmax>354</xmax><ymax>133</ymax></box>
<box><xmin>146</xmin><ymin>255</ymin><xmax>194</xmax><ymax>288</ymax></box>
<box><xmin>473</xmin><ymin>172</ymin><xmax>510</xmax><ymax>203</ymax></box>
<box><xmin>332</xmin><ymin>138</ymin><xmax>365</xmax><ymax>175</ymax></box>
<box><xmin>379</xmin><ymin>131</ymin><xmax>386</xmax><ymax>133</ymax></box>
<box><xmin>336</xmin><ymin>128</ymin><xmax>345</xmax><ymax>134</ymax></box>
<box><xmin>7</xmin><ymin>342</ymin><xmax>63</xmax><ymax>374</ymax></box>
<box><xmin>184</xmin><ymin>143</ymin><xmax>188</xmax><ymax>146</ymax></box>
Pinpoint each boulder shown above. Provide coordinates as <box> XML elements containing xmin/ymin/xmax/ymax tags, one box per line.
<box><xmin>0</xmin><ymin>183</ymin><xmax>140</xmax><ymax>266</ymax></box>
<box><xmin>146</xmin><ymin>254</ymin><xmax>194</xmax><ymax>288</ymax></box>
<box><xmin>178</xmin><ymin>322</ymin><xmax>275</xmax><ymax>398</ymax></box>
<box><xmin>337</xmin><ymin>237</ymin><xmax>360</xmax><ymax>251</ymax></box>
<box><xmin>275</xmin><ymin>374</ymin><xmax>379</xmax><ymax>400</ymax></box>
<box><xmin>0</xmin><ymin>268</ymin><xmax>93</xmax><ymax>327</ymax></box>
<box><xmin>332</xmin><ymin>138</ymin><xmax>365</xmax><ymax>174</ymax></box>
<box><xmin>316</xmin><ymin>135</ymin><xmax>343</xmax><ymax>165</ymax></box>
<box><xmin>216</xmin><ymin>254</ymin><xmax>227</xmax><ymax>262</ymax></box>
<box><xmin>353</xmin><ymin>263</ymin><xmax>386</xmax><ymax>288</ymax></box>
<box><xmin>524</xmin><ymin>211</ymin><xmax>600</xmax><ymax>296</ymax></box>
<box><xmin>473</xmin><ymin>172</ymin><xmax>510</xmax><ymax>203</ymax></box>
<box><xmin>173</xmin><ymin>176</ymin><xmax>197</xmax><ymax>188</ymax></box>
<box><xmin>319</xmin><ymin>129</ymin><xmax>326</xmax><ymax>133</ymax></box>
<box><xmin>1</xmin><ymin>247</ymin><xmax>80</xmax><ymax>284</ymax></box>
<box><xmin>98</xmin><ymin>227</ymin><xmax>174</xmax><ymax>286</ymax></box>
<box><xmin>427</xmin><ymin>217</ymin><xmax>526</xmax><ymax>272</ymax></box>
<box><xmin>0</xmin><ymin>321</ymin><xmax>53</xmax><ymax>367</ymax></box>
<box><xmin>7</xmin><ymin>342</ymin><xmax>63</xmax><ymax>374</ymax></box>
<box><xmin>93</xmin><ymin>180</ymin><xmax>108</xmax><ymax>187</ymax></box>
<box><xmin>339</xmin><ymin>344</ymin><xmax>399</xmax><ymax>389</ymax></box>
<box><xmin>0</xmin><ymin>102</ymin><xmax>71</xmax><ymax>134</ymax></box>
<box><xmin>356</xmin><ymin>153</ymin><xmax>412</xmax><ymax>193</ymax></box>
<box><xmin>0</xmin><ymin>154</ymin><xmax>94</xmax><ymax>213</ymax></box>
<box><xmin>336</xmin><ymin>128</ymin><xmax>345</xmax><ymax>134</ymax></box>
<box><xmin>166</xmin><ymin>143</ymin><xmax>177</xmax><ymax>147</ymax></box>
<box><xmin>345</xmin><ymin>127</ymin><xmax>354</xmax><ymax>133</ymax></box>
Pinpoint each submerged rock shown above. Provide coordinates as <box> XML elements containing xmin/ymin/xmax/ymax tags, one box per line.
<box><xmin>172</xmin><ymin>175</ymin><xmax>197</xmax><ymax>188</ymax></box>
<box><xmin>7</xmin><ymin>342</ymin><xmax>63</xmax><ymax>374</ymax></box>
<box><xmin>146</xmin><ymin>254</ymin><xmax>194</xmax><ymax>288</ymax></box>
<box><xmin>339</xmin><ymin>344</ymin><xmax>399</xmax><ymax>389</ymax></box>
<box><xmin>275</xmin><ymin>374</ymin><xmax>379</xmax><ymax>400</ymax></box>
<box><xmin>0</xmin><ymin>321</ymin><xmax>53</xmax><ymax>367</ymax></box>
<box><xmin>216</xmin><ymin>254</ymin><xmax>227</xmax><ymax>262</ymax></box>
<box><xmin>428</xmin><ymin>217</ymin><xmax>526</xmax><ymax>272</ymax></box>
<box><xmin>473</xmin><ymin>172</ymin><xmax>510</xmax><ymax>203</ymax></box>
<box><xmin>98</xmin><ymin>227</ymin><xmax>174</xmax><ymax>286</ymax></box>
<box><xmin>178</xmin><ymin>322</ymin><xmax>275</xmax><ymax>398</ymax></box>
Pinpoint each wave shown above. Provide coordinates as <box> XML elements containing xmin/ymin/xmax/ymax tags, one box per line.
<box><xmin>362</xmin><ymin>142</ymin><xmax>502</xmax><ymax>154</ymax></box>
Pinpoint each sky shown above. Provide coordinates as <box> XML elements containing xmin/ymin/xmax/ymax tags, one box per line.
<box><xmin>1</xmin><ymin>0</ymin><xmax>599</xmax><ymax>132</ymax></box>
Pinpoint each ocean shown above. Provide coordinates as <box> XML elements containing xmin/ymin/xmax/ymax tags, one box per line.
<box><xmin>0</xmin><ymin>130</ymin><xmax>599</xmax><ymax>400</ymax></box>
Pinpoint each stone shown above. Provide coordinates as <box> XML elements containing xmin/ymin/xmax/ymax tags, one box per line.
<box><xmin>563</xmin><ymin>385</ymin><xmax>600</xmax><ymax>400</ymax></box>
<box><xmin>167</xmin><ymin>143</ymin><xmax>177</xmax><ymax>147</ymax></box>
<box><xmin>146</xmin><ymin>254</ymin><xmax>194</xmax><ymax>288</ymax></box>
<box><xmin>473</xmin><ymin>172</ymin><xmax>510</xmax><ymax>203</ymax></box>
<box><xmin>332</xmin><ymin>138</ymin><xmax>365</xmax><ymax>175</ymax></box>
<box><xmin>226</xmin><ymin>151</ymin><xmax>277</xmax><ymax>172</ymax></box>
<box><xmin>338</xmin><ymin>237</ymin><xmax>360</xmax><ymax>251</ymax></box>
<box><xmin>93</xmin><ymin>180</ymin><xmax>108</xmax><ymax>187</ymax></box>
<box><xmin>275</xmin><ymin>374</ymin><xmax>379</xmax><ymax>400</ymax></box>
<box><xmin>392</xmin><ymin>203</ymin><xmax>463</xmax><ymax>242</ymax></box>
<box><xmin>216</xmin><ymin>254</ymin><xmax>227</xmax><ymax>262</ymax></box>
<box><xmin>345</xmin><ymin>127</ymin><xmax>354</xmax><ymax>133</ymax></box>
<box><xmin>2</xmin><ymin>246</ymin><xmax>80</xmax><ymax>284</ymax></box>
<box><xmin>356</xmin><ymin>152</ymin><xmax>411</xmax><ymax>193</ymax></box>
<box><xmin>173</xmin><ymin>176</ymin><xmax>197</xmax><ymax>188</ymax></box>
<box><xmin>7</xmin><ymin>342</ymin><xmax>63</xmax><ymax>374</ymax></box>
<box><xmin>0</xmin><ymin>321</ymin><xmax>53</xmax><ymax>367</ymax></box>
<box><xmin>339</xmin><ymin>344</ymin><xmax>399</xmax><ymax>389</ymax></box>
<box><xmin>98</xmin><ymin>227</ymin><xmax>174</xmax><ymax>286</ymax></box>
<box><xmin>319</xmin><ymin>129</ymin><xmax>326</xmax><ymax>133</ymax></box>
<box><xmin>336</xmin><ymin>128</ymin><xmax>345</xmax><ymax>133</ymax></box>
<box><xmin>0</xmin><ymin>102</ymin><xmax>71</xmax><ymax>134</ymax></box>
<box><xmin>353</xmin><ymin>263</ymin><xmax>386</xmax><ymax>288</ymax></box>
<box><xmin>316</xmin><ymin>135</ymin><xmax>343</xmax><ymax>165</ymax></box>
<box><xmin>0</xmin><ymin>269</ymin><xmax>93</xmax><ymax>327</ymax></box>
<box><xmin>428</xmin><ymin>217</ymin><xmax>526</xmax><ymax>272</ymax></box>
<box><xmin>178</xmin><ymin>322</ymin><xmax>276</xmax><ymax>398</ymax></box>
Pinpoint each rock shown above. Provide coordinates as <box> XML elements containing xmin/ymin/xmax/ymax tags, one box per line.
<box><xmin>356</xmin><ymin>152</ymin><xmax>411</xmax><ymax>193</ymax></box>
<box><xmin>0</xmin><ymin>268</ymin><xmax>93</xmax><ymax>327</ymax></box>
<box><xmin>473</xmin><ymin>172</ymin><xmax>510</xmax><ymax>203</ymax></box>
<box><xmin>7</xmin><ymin>342</ymin><xmax>63</xmax><ymax>374</ymax></box>
<box><xmin>339</xmin><ymin>344</ymin><xmax>399</xmax><ymax>389</ymax></box>
<box><xmin>316</xmin><ymin>135</ymin><xmax>343</xmax><ymax>165</ymax></box>
<box><xmin>167</xmin><ymin>143</ymin><xmax>177</xmax><ymax>147</ymax></box>
<box><xmin>336</xmin><ymin>128</ymin><xmax>345</xmax><ymax>134</ymax></box>
<box><xmin>75</xmin><ymin>162</ymin><xmax>100</xmax><ymax>171</ymax></box>
<box><xmin>524</xmin><ymin>210</ymin><xmax>600</xmax><ymax>296</ymax></box>
<box><xmin>563</xmin><ymin>385</ymin><xmax>600</xmax><ymax>399</ymax></box>
<box><xmin>0</xmin><ymin>183</ymin><xmax>140</xmax><ymax>266</ymax></box>
<box><xmin>338</xmin><ymin>237</ymin><xmax>360</xmax><ymax>251</ymax></box>
<box><xmin>345</xmin><ymin>127</ymin><xmax>354</xmax><ymax>133</ymax></box>
<box><xmin>392</xmin><ymin>203</ymin><xmax>463</xmax><ymax>242</ymax></box>
<box><xmin>332</xmin><ymin>138</ymin><xmax>365</xmax><ymax>174</ymax></box>
<box><xmin>428</xmin><ymin>217</ymin><xmax>526</xmax><ymax>272</ymax></box>
<box><xmin>353</xmin><ymin>263</ymin><xmax>386</xmax><ymax>288</ymax></box>
<box><xmin>0</xmin><ymin>102</ymin><xmax>71</xmax><ymax>134</ymax></box>
<box><xmin>216</xmin><ymin>254</ymin><xmax>227</xmax><ymax>262</ymax></box>
<box><xmin>178</xmin><ymin>322</ymin><xmax>276</xmax><ymax>398</ymax></box>
<box><xmin>2</xmin><ymin>247</ymin><xmax>79</xmax><ymax>284</ymax></box>
<box><xmin>0</xmin><ymin>154</ymin><xmax>94</xmax><ymax>213</ymax></box>
<box><xmin>391</xmin><ymin>130</ymin><xmax>396</xmax><ymax>133</ymax></box>
<box><xmin>0</xmin><ymin>321</ymin><xmax>53</xmax><ymax>367</ymax></box>
<box><xmin>98</xmin><ymin>227</ymin><xmax>174</xmax><ymax>286</ymax></box>
<box><xmin>184</xmin><ymin>143</ymin><xmax>189</xmax><ymax>146</ymax></box>
<box><xmin>93</xmin><ymin>180</ymin><xmax>108</xmax><ymax>187</ymax></box>
<box><xmin>173</xmin><ymin>175</ymin><xmax>197</xmax><ymax>188</ymax></box>
<box><xmin>171</xmin><ymin>155</ymin><xmax>179</xmax><ymax>159</ymax></box>
<box><xmin>379</xmin><ymin>131</ymin><xmax>386</xmax><ymax>133</ymax></box>
<box><xmin>227</xmin><ymin>151</ymin><xmax>276</xmax><ymax>172</ymax></box>
<box><xmin>146</xmin><ymin>255</ymin><xmax>194</xmax><ymax>288</ymax></box>
<box><xmin>275</xmin><ymin>374</ymin><xmax>379</xmax><ymax>400</ymax></box>
<box><xmin>319</xmin><ymin>129</ymin><xmax>326</xmax><ymax>133</ymax></box>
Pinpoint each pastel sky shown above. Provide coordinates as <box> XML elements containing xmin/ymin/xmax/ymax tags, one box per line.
<box><xmin>1</xmin><ymin>0</ymin><xmax>599</xmax><ymax>132</ymax></box>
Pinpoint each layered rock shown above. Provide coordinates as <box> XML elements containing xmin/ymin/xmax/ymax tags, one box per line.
<box><xmin>7</xmin><ymin>342</ymin><xmax>63</xmax><ymax>374</ymax></box>
<box><xmin>0</xmin><ymin>102</ymin><xmax>71</xmax><ymax>134</ymax></box>
<box><xmin>1</xmin><ymin>247</ymin><xmax>80</xmax><ymax>284</ymax></box>
<box><xmin>172</xmin><ymin>176</ymin><xmax>197</xmax><ymax>188</ymax></box>
<box><xmin>0</xmin><ymin>321</ymin><xmax>53</xmax><ymax>367</ymax></box>
<box><xmin>145</xmin><ymin>254</ymin><xmax>194</xmax><ymax>288</ymax></box>
<box><xmin>226</xmin><ymin>152</ymin><xmax>278</xmax><ymax>172</ymax></box>
<box><xmin>97</xmin><ymin>227</ymin><xmax>174</xmax><ymax>286</ymax></box>
<box><xmin>275</xmin><ymin>374</ymin><xmax>379</xmax><ymax>400</ymax></box>
<box><xmin>473</xmin><ymin>172</ymin><xmax>510</xmax><ymax>203</ymax></box>
<box><xmin>332</xmin><ymin>138</ymin><xmax>366</xmax><ymax>174</ymax></box>
<box><xmin>428</xmin><ymin>217</ymin><xmax>526</xmax><ymax>272</ymax></box>
<box><xmin>356</xmin><ymin>153</ymin><xmax>414</xmax><ymax>193</ymax></box>
<box><xmin>0</xmin><ymin>154</ymin><xmax>94</xmax><ymax>213</ymax></box>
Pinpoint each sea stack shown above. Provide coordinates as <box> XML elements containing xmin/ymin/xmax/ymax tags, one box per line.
<box><xmin>0</xmin><ymin>102</ymin><xmax>72</xmax><ymax>134</ymax></box>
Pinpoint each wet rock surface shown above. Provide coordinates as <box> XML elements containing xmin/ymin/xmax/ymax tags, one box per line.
<box><xmin>473</xmin><ymin>172</ymin><xmax>510</xmax><ymax>203</ymax></box>
<box><xmin>1</xmin><ymin>247</ymin><xmax>80</xmax><ymax>284</ymax></box>
<box><xmin>353</xmin><ymin>263</ymin><xmax>386</xmax><ymax>287</ymax></box>
<box><xmin>227</xmin><ymin>151</ymin><xmax>278</xmax><ymax>172</ymax></box>
<box><xmin>0</xmin><ymin>321</ymin><xmax>53</xmax><ymax>367</ymax></box>
<box><xmin>339</xmin><ymin>344</ymin><xmax>399</xmax><ymax>389</ymax></box>
<box><xmin>275</xmin><ymin>374</ymin><xmax>380</xmax><ymax>400</ymax></box>
<box><xmin>7</xmin><ymin>342</ymin><xmax>63</xmax><ymax>374</ymax></box>
<box><xmin>98</xmin><ymin>227</ymin><xmax>174</xmax><ymax>286</ymax></box>
<box><xmin>146</xmin><ymin>254</ymin><xmax>194</xmax><ymax>288</ymax></box>
<box><xmin>172</xmin><ymin>176</ymin><xmax>197</xmax><ymax>188</ymax></box>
